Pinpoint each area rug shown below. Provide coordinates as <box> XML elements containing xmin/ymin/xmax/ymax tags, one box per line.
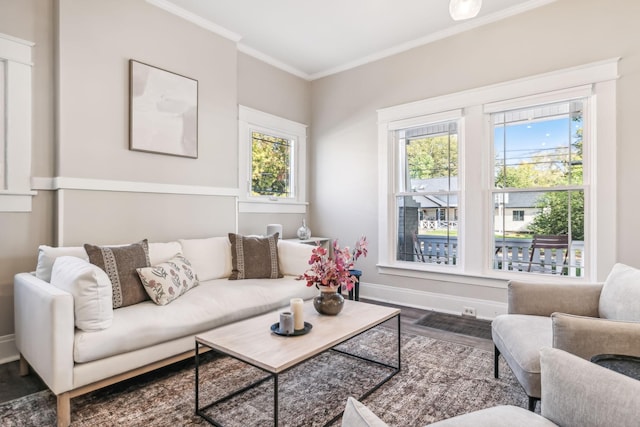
<box><xmin>0</xmin><ymin>328</ymin><xmax>527</xmax><ymax>426</ymax></box>
<box><xmin>414</xmin><ymin>312</ymin><xmax>493</xmax><ymax>340</ymax></box>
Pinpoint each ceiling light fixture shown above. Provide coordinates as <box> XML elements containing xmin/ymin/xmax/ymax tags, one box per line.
<box><xmin>449</xmin><ymin>0</ymin><xmax>482</xmax><ymax>21</ymax></box>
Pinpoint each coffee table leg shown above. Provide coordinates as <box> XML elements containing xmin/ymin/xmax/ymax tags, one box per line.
<box><xmin>274</xmin><ymin>374</ymin><xmax>279</xmax><ymax>426</ymax></box>
<box><xmin>195</xmin><ymin>341</ymin><xmax>200</xmax><ymax>416</ymax></box>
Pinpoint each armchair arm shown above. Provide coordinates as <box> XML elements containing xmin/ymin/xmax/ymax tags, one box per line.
<box><xmin>540</xmin><ymin>347</ymin><xmax>640</xmax><ymax>427</ymax></box>
<box><xmin>508</xmin><ymin>280</ymin><xmax>603</xmax><ymax>316</ymax></box>
<box><xmin>552</xmin><ymin>312</ymin><xmax>640</xmax><ymax>360</ymax></box>
<box><xmin>14</xmin><ymin>272</ymin><xmax>75</xmax><ymax>394</ymax></box>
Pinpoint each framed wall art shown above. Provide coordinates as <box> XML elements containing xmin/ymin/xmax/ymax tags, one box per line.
<box><xmin>129</xmin><ymin>59</ymin><xmax>198</xmax><ymax>158</ymax></box>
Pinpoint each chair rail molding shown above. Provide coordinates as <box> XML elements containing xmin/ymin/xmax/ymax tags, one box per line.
<box><xmin>31</xmin><ymin>176</ymin><xmax>240</xmax><ymax>197</ymax></box>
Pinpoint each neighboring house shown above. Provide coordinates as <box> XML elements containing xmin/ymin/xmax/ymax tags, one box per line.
<box><xmin>410</xmin><ymin>177</ymin><xmax>542</xmax><ymax>233</ymax></box>
<box><xmin>494</xmin><ymin>192</ymin><xmax>543</xmax><ymax>233</ymax></box>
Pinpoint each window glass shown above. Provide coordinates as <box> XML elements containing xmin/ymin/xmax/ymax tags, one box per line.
<box><xmin>396</xmin><ymin>120</ymin><xmax>459</xmax><ymax>266</ymax></box>
<box><xmin>493</xmin><ymin>100</ymin><xmax>585</xmax><ymax>276</ymax></box>
<box><xmin>251</xmin><ymin>131</ymin><xmax>293</xmax><ymax>198</ymax></box>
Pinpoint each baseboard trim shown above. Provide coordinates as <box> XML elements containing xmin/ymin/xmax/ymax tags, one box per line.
<box><xmin>0</xmin><ymin>334</ymin><xmax>18</xmax><ymax>365</ymax></box>
<box><xmin>360</xmin><ymin>282</ymin><xmax>507</xmax><ymax>320</ymax></box>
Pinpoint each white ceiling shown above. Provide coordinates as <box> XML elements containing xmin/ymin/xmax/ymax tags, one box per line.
<box><xmin>150</xmin><ymin>0</ymin><xmax>555</xmax><ymax>80</ymax></box>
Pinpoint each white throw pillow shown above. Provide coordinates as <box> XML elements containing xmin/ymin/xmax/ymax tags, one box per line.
<box><xmin>136</xmin><ymin>254</ymin><xmax>199</xmax><ymax>305</ymax></box>
<box><xmin>599</xmin><ymin>263</ymin><xmax>640</xmax><ymax>321</ymax></box>
<box><xmin>36</xmin><ymin>245</ymin><xmax>89</xmax><ymax>283</ymax></box>
<box><xmin>179</xmin><ymin>237</ymin><xmax>232</xmax><ymax>281</ymax></box>
<box><xmin>50</xmin><ymin>256</ymin><xmax>113</xmax><ymax>331</ymax></box>
<box><xmin>277</xmin><ymin>240</ymin><xmax>314</xmax><ymax>276</ymax></box>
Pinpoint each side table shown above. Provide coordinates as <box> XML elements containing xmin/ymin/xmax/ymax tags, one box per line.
<box><xmin>347</xmin><ymin>269</ymin><xmax>361</xmax><ymax>301</ymax></box>
<box><xmin>591</xmin><ymin>354</ymin><xmax>640</xmax><ymax>381</ymax></box>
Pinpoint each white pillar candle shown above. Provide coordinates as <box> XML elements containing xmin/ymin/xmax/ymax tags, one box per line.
<box><xmin>290</xmin><ymin>298</ymin><xmax>304</xmax><ymax>330</ymax></box>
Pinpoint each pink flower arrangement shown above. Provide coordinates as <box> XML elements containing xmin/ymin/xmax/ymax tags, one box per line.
<box><xmin>300</xmin><ymin>236</ymin><xmax>368</xmax><ymax>291</ymax></box>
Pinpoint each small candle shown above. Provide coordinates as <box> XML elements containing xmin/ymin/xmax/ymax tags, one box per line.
<box><xmin>279</xmin><ymin>312</ymin><xmax>294</xmax><ymax>335</ymax></box>
<box><xmin>290</xmin><ymin>298</ymin><xmax>304</xmax><ymax>330</ymax></box>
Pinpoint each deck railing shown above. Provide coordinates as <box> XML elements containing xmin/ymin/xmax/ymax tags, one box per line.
<box><xmin>413</xmin><ymin>236</ymin><xmax>584</xmax><ymax>277</ymax></box>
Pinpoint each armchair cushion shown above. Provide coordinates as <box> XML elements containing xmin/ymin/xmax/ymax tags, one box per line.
<box><xmin>540</xmin><ymin>347</ymin><xmax>640</xmax><ymax>427</ymax></box>
<box><xmin>492</xmin><ymin>314</ymin><xmax>551</xmax><ymax>398</ymax></box>
<box><xmin>599</xmin><ymin>263</ymin><xmax>640</xmax><ymax>321</ymax></box>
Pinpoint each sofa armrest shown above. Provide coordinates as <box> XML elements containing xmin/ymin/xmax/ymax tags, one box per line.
<box><xmin>540</xmin><ymin>347</ymin><xmax>640</xmax><ymax>427</ymax></box>
<box><xmin>508</xmin><ymin>281</ymin><xmax>602</xmax><ymax>316</ymax></box>
<box><xmin>552</xmin><ymin>312</ymin><xmax>640</xmax><ymax>360</ymax></box>
<box><xmin>14</xmin><ymin>272</ymin><xmax>75</xmax><ymax>394</ymax></box>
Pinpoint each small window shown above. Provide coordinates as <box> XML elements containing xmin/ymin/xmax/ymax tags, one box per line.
<box><xmin>238</xmin><ymin>106</ymin><xmax>307</xmax><ymax>213</ymax></box>
<box><xmin>251</xmin><ymin>131</ymin><xmax>293</xmax><ymax>198</ymax></box>
<box><xmin>512</xmin><ymin>210</ymin><xmax>525</xmax><ymax>221</ymax></box>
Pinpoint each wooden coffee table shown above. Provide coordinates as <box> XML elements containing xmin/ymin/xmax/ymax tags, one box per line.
<box><xmin>194</xmin><ymin>299</ymin><xmax>401</xmax><ymax>426</ymax></box>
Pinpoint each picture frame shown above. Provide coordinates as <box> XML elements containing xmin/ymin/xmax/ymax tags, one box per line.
<box><xmin>129</xmin><ymin>60</ymin><xmax>198</xmax><ymax>158</ymax></box>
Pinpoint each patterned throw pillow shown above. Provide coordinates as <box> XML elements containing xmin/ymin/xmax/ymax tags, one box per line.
<box><xmin>84</xmin><ymin>240</ymin><xmax>151</xmax><ymax>309</ymax></box>
<box><xmin>136</xmin><ymin>254</ymin><xmax>199</xmax><ymax>305</ymax></box>
<box><xmin>228</xmin><ymin>233</ymin><xmax>283</xmax><ymax>280</ymax></box>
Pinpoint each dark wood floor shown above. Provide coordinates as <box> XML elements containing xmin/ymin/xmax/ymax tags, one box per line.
<box><xmin>0</xmin><ymin>298</ymin><xmax>492</xmax><ymax>405</ymax></box>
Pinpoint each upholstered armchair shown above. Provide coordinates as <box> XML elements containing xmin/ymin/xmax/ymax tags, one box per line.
<box><xmin>491</xmin><ymin>263</ymin><xmax>640</xmax><ymax>411</ymax></box>
<box><xmin>341</xmin><ymin>347</ymin><xmax>640</xmax><ymax>427</ymax></box>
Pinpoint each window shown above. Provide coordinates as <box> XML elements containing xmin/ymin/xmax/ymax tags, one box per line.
<box><xmin>238</xmin><ymin>106</ymin><xmax>307</xmax><ymax>213</ymax></box>
<box><xmin>0</xmin><ymin>33</ymin><xmax>35</xmax><ymax>212</ymax></box>
<box><xmin>250</xmin><ymin>131</ymin><xmax>293</xmax><ymax>198</ymax></box>
<box><xmin>493</xmin><ymin>100</ymin><xmax>586</xmax><ymax>276</ymax></box>
<box><xmin>378</xmin><ymin>58</ymin><xmax>617</xmax><ymax>283</ymax></box>
<box><xmin>394</xmin><ymin>118</ymin><xmax>459</xmax><ymax>266</ymax></box>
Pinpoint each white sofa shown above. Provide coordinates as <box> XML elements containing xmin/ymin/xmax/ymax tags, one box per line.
<box><xmin>14</xmin><ymin>236</ymin><xmax>317</xmax><ymax>427</ymax></box>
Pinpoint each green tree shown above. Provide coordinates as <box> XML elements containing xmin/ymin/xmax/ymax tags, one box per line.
<box><xmin>528</xmin><ymin>191</ymin><xmax>584</xmax><ymax>240</ymax></box>
<box><xmin>527</xmin><ymin>114</ymin><xmax>585</xmax><ymax>240</ymax></box>
<box><xmin>406</xmin><ymin>134</ymin><xmax>458</xmax><ymax>179</ymax></box>
<box><xmin>251</xmin><ymin>132</ymin><xmax>291</xmax><ymax>197</ymax></box>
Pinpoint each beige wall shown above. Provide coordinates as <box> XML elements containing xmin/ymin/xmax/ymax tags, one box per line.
<box><xmin>0</xmin><ymin>0</ymin><xmax>55</xmax><ymax>344</ymax></box>
<box><xmin>310</xmin><ymin>0</ymin><xmax>640</xmax><ymax>305</ymax></box>
<box><xmin>0</xmin><ymin>0</ymin><xmax>311</xmax><ymax>360</ymax></box>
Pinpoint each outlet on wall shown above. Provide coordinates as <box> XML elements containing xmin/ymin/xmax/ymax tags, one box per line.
<box><xmin>462</xmin><ymin>306</ymin><xmax>477</xmax><ymax>318</ymax></box>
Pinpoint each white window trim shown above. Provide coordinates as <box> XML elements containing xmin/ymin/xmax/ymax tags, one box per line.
<box><xmin>238</xmin><ymin>106</ymin><xmax>307</xmax><ymax>214</ymax></box>
<box><xmin>377</xmin><ymin>58</ymin><xmax>619</xmax><ymax>284</ymax></box>
<box><xmin>0</xmin><ymin>33</ymin><xmax>36</xmax><ymax>212</ymax></box>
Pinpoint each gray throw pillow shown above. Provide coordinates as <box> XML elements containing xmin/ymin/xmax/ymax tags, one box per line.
<box><xmin>228</xmin><ymin>233</ymin><xmax>283</xmax><ymax>280</ymax></box>
<box><xmin>84</xmin><ymin>240</ymin><xmax>151</xmax><ymax>308</ymax></box>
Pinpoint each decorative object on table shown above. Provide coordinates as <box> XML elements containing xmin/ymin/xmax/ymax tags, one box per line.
<box><xmin>296</xmin><ymin>218</ymin><xmax>311</xmax><ymax>240</ymax></box>
<box><xmin>266</xmin><ymin>223</ymin><xmax>283</xmax><ymax>237</ymax></box>
<box><xmin>129</xmin><ymin>60</ymin><xmax>198</xmax><ymax>158</ymax></box>
<box><xmin>290</xmin><ymin>298</ymin><xmax>305</xmax><ymax>330</ymax></box>
<box><xmin>278</xmin><ymin>311</ymin><xmax>295</xmax><ymax>335</ymax></box>
<box><xmin>300</xmin><ymin>236</ymin><xmax>368</xmax><ymax>315</ymax></box>
<box><xmin>270</xmin><ymin>321</ymin><xmax>313</xmax><ymax>337</ymax></box>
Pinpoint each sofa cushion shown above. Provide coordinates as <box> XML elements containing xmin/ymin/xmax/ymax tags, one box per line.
<box><xmin>228</xmin><ymin>233</ymin><xmax>283</xmax><ymax>280</ymax></box>
<box><xmin>599</xmin><ymin>263</ymin><xmax>640</xmax><ymax>321</ymax></box>
<box><xmin>84</xmin><ymin>240</ymin><xmax>151</xmax><ymax>309</ymax></box>
<box><xmin>277</xmin><ymin>240</ymin><xmax>314</xmax><ymax>276</ymax></box>
<box><xmin>73</xmin><ymin>276</ymin><xmax>317</xmax><ymax>363</ymax></box>
<box><xmin>35</xmin><ymin>241</ymin><xmax>181</xmax><ymax>283</ymax></box>
<box><xmin>137</xmin><ymin>254</ymin><xmax>199</xmax><ymax>305</ymax></box>
<box><xmin>36</xmin><ymin>245</ymin><xmax>89</xmax><ymax>282</ymax></box>
<box><xmin>50</xmin><ymin>256</ymin><xmax>113</xmax><ymax>331</ymax></box>
<box><xmin>341</xmin><ymin>397</ymin><xmax>388</xmax><ymax>427</ymax></box>
<box><xmin>179</xmin><ymin>237</ymin><xmax>232</xmax><ymax>281</ymax></box>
